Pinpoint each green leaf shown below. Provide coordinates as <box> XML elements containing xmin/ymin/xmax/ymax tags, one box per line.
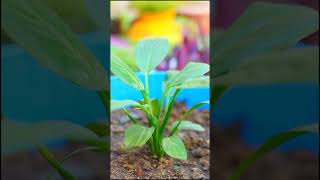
<box><xmin>212</xmin><ymin>85</ymin><xmax>229</xmax><ymax>106</ymax></box>
<box><xmin>212</xmin><ymin>2</ymin><xmax>319</xmax><ymax>77</ymax></box>
<box><xmin>169</xmin><ymin>101</ymin><xmax>209</xmax><ymax>136</ymax></box>
<box><xmin>36</xmin><ymin>144</ymin><xmax>76</xmax><ymax>180</ymax></box>
<box><xmin>166</xmin><ymin>62</ymin><xmax>209</xmax><ymax>87</ymax></box>
<box><xmin>229</xmin><ymin>123</ymin><xmax>319</xmax><ymax>180</ymax></box>
<box><xmin>177</xmin><ymin>76</ymin><xmax>209</xmax><ymax>89</ymax></box>
<box><xmin>166</xmin><ymin>70</ymin><xmax>179</xmax><ymax>80</ymax></box>
<box><xmin>150</xmin><ymin>98</ymin><xmax>160</xmax><ymax>117</ymax></box>
<box><xmin>162</xmin><ymin>135</ymin><xmax>187</xmax><ymax>160</ymax></box>
<box><xmin>1</xmin><ymin>0</ymin><xmax>108</xmax><ymax>90</ymax></box>
<box><xmin>170</xmin><ymin>121</ymin><xmax>205</xmax><ymax>132</ymax></box>
<box><xmin>111</xmin><ymin>54</ymin><xmax>144</xmax><ymax>90</ymax></box>
<box><xmin>111</xmin><ymin>99</ymin><xmax>139</xmax><ymax>111</ymax></box>
<box><xmin>214</xmin><ymin>47</ymin><xmax>319</xmax><ymax>85</ymax></box>
<box><xmin>123</xmin><ymin>124</ymin><xmax>155</xmax><ymax>149</ymax></box>
<box><xmin>136</xmin><ymin>38</ymin><xmax>169</xmax><ymax>73</ymax></box>
<box><xmin>1</xmin><ymin>120</ymin><xmax>106</xmax><ymax>156</ymax></box>
<box><xmin>84</xmin><ymin>0</ymin><xmax>107</xmax><ymax>30</ymax></box>
<box><xmin>111</xmin><ymin>46</ymin><xmax>138</xmax><ymax>71</ymax></box>
<box><xmin>86</xmin><ymin>121</ymin><xmax>108</xmax><ymax>137</ymax></box>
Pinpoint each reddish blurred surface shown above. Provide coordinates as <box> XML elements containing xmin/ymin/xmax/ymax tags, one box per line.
<box><xmin>213</xmin><ymin>0</ymin><xmax>319</xmax><ymax>45</ymax></box>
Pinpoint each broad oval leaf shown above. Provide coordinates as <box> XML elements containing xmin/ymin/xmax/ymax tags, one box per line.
<box><xmin>166</xmin><ymin>62</ymin><xmax>209</xmax><ymax>87</ymax></box>
<box><xmin>136</xmin><ymin>38</ymin><xmax>169</xmax><ymax>73</ymax></box>
<box><xmin>123</xmin><ymin>124</ymin><xmax>154</xmax><ymax>149</ymax></box>
<box><xmin>111</xmin><ymin>99</ymin><xmax>139</xmax><ymax>111</ymax></box>
<box><xmin>1</xmin><ymin>120</ymin><xmax>106</xmax><ymax>156</ymax></box>
<box><xmin>84</xmin><ymin>0</ymin><xmax>107</xmax><ymax>30</ymax></box>
<box><xmin>111</xmin><ymin>54</ymin><xmax>144</xmax><ymax>90</ymax></box>
<box><xmin>177</xmin><ymin>76</ymin><xmax>209</xmax><ymax>89</ymax></box>
<box><xmin>162</xmin><ymin>135</ymin><xmax>187</xmax><ymax>160</ymax></box>
<box><xmin>212</xmin><ymin>2</ymin><xmax>319</xmax><ymax>77</ymax></box>
<box><xmin>1</xmin><ymin>0</ymin><xmax>108</xmax><ymax>90</ymax></box>
<box><xmin>214</xmin><ymin>47</ymin><xmax>319</xmax><ymax>85</ymax></box>
<box><xmin>170</xmin><ymin>121</ymin><xmax>205</xmax><ymax>132</ymax></box>
<box><xmin>229</xmin><ymin>123</ymin><xmax>319</xmax><ymax>180</ymax></box>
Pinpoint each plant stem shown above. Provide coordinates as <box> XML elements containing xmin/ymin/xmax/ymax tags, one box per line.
<box><xmin>157</xmin><ymin>86</ymin><xmax>170</xmax><ymax>119</ymax></box>
<box><xmin>36</xmin><ymin>144</ymin><xmax>75</xmax><ymax>180</ymax></box>
<box><xmin>122</xmin><ymin>108</ymin><xmax>140</xmax><ymax>125</ymax></box>
<box><xmin>159</xmin><ymin>89</ymin><xmax>181</xmax><ymax>138</ymax></box>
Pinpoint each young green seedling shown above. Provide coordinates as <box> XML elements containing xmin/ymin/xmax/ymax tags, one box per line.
<box><xmin>111</xmin><ymin>38</ymin><xmax>209</xmax><ymax>160</ymax></box>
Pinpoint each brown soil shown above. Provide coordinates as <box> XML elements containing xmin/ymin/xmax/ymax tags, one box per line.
<box><xmin>110</xmin><ymin>102</ymin><xmax>210</xmax><ymax>179</ymax></box>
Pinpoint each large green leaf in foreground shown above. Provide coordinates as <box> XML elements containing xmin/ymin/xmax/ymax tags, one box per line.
<box><xmin>1</xmin><ymin>0</ymin><xmax>108</xmax><ymax>90</ymax></box>
<box><xmin>212</xmin><ymin>2</ymin><xmax>319</xmax><ymax>77</ymax></box>
<box><xmin>123</xmin><ymin>124</ymin><xmax>155</xmax><ymax>149</ymax></box>
<box><xmin>229</xmin><ymin>123</ymin><xmax>319</xmax><ymax>180</ymax></box>
<box><xmin>1</xmin><ymin>120</ymin><xmax>107</xmax><ymax>156</ymax></box>
<box><xmin>162</xmin><ymin>135</ymin><xmax>187</xmax><ymax>160</ymax></box>
<box><xmin>215</xmin><ymin>47</ymin><xmax>319</xmax><ymax>85</ymax></box>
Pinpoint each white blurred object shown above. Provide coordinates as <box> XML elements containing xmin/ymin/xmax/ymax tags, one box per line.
<box><xmin>110</xmin><ymin>1</ymin><xmax>129</xmax><ymax>18</ymax></box>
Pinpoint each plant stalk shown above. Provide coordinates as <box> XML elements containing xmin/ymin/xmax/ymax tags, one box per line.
<box><xmin>159</xmin><ymin>89</ymin><xmax>181</xmax><ymax>138</ymax></box>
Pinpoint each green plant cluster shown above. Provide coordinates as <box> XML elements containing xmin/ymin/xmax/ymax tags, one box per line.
<box><xmin>111</xmin><ymin>38</ymin><xmax>209</xmax><ymax>160</ymax></box>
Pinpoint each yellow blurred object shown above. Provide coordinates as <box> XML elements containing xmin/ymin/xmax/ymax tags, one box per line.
<box><xmin>127</xmin><ymin>9</ymin><xmax>182</xmax><ymax>46</ymax></box>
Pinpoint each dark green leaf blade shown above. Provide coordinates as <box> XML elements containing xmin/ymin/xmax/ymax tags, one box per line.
<box><xmin>1</xmin><ymin>0</ymin><xmax>108</xmax><ymax>90</ymax></box>
<box><xmin>212</xmin><ymin>2</ymin><xmax>319</xmax><ymax>77</ymax></box>
<box><xmin>229</xmin><ymin>123</ymin><xmax>319</xmax><ymax>180</ymax></box>
<box><xmin>214</xmin><ymin>47</ymin><xmax>319</xmax><ymax>85</ymax></box>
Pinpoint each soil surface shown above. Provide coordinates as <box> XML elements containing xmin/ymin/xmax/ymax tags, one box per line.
<box><xmin>110</xmin><ymin>102</ymin><xmax>210</xmax><ymax>179</ymax></box>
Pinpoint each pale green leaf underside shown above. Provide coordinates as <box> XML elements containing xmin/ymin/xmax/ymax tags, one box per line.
<box><xmin>111</xmin><ymin>54</ymin><xmax>144</xmax><ymax>90</ymax></box>
<box><xmin>2</xmin><ymin>0</ymin><xmax>107</xmax><ymax>91</ymax></box>
<box><xmin>162</xmin><ymin>135</ymin><xmax>187</xmax><ymax>160</ymax></box>
<box><xmin>123</xmin><ymin>125</ymin><xmax>154</xmax><ymax>149</ymax></box>
<box><xmin>136</xmin><ymin>38</ymin><xmax>169</xmax><ymax>73</ymax></box>
<box><xmin>167</xmin><ymin>62</ymin><xmax>209</xmax><ymax>87</ymax></box>
<box><xmin>170</xmin><ymin>121</ymin><xmax>205</xmax><ymax>132</ymax></box>
<box><xmin>166</xmin><ymin>70</ymin><xmax>180</xmax><ymax>80</ymax></box>
<box><xmin>177</xmin><ymin>76</ymin><xmax>209</xmax><ymax>89</ymax></box>
<box><xmin>111</xmin><ymin>99</ymin><xmax>139</xmax><ymax>111</ymax></box>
